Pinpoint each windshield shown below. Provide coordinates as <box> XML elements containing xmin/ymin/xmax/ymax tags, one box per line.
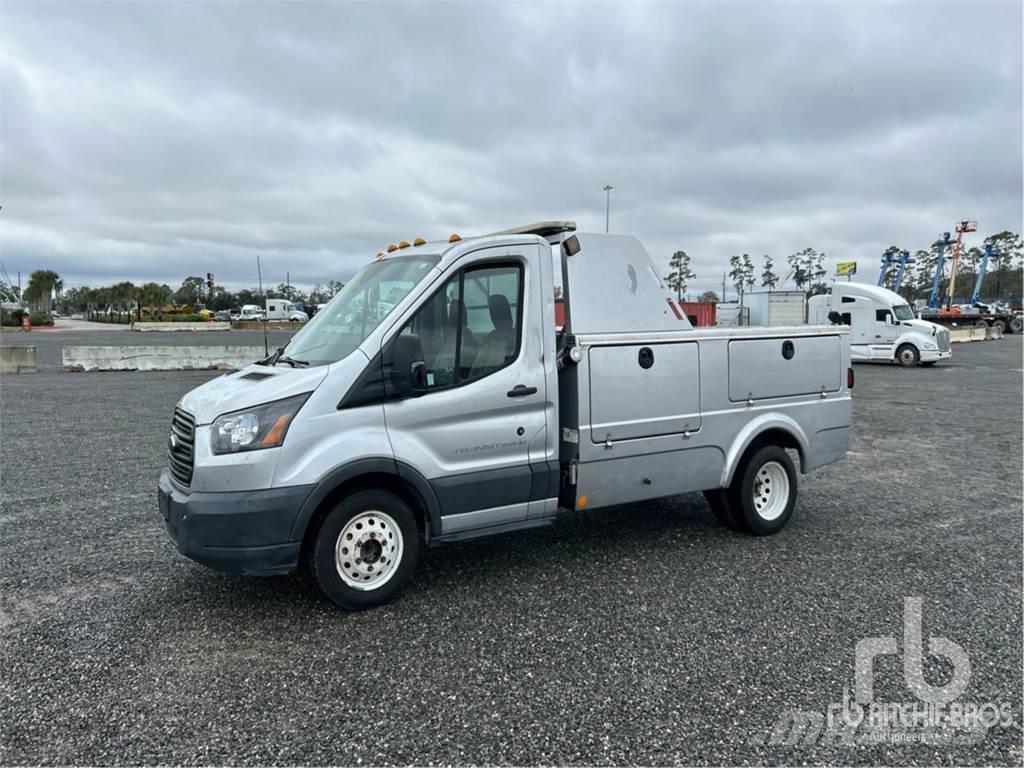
<box><xmin>282</xmin><ymin>256</ymin><xmax>438</xmax><ymax>365</ymax></box>
<box><xmin>893</xmin><ymin>304</ymin><xmax>915</xmax><ymax>321</ymax></box>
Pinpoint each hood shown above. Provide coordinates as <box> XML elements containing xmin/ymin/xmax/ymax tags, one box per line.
<box><xmin>903</xmin><ymin>319</ymin><xmax>944</xmax><ymax>335</ymax></box>
<box><xmin>179</xmin><ymin>363</ymin><xmax>330</xmax><ymax>424</ymax></box>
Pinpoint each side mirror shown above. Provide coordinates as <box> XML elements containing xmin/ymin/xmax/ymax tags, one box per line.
<box><xmin>385</xmin><ymin>334</ymin><xmax>428</xmax><ymax>398</ymax></box>
<box><xmin>885</xmin><ymin>314</ymin><xmax>894</xmax><ymax>325</ymax></box>
<box><xmin>827</xmin><ymin>310</ymin><xmax>842</xmax><ymax>325</ymax></box>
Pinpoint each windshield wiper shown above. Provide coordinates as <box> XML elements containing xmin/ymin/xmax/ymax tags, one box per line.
<box><xmin>276</xmin><ymin>355</ymin><xmax>309</xmax><ymax>368</ymax></box>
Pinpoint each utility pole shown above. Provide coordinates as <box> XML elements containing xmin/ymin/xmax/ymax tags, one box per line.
<box><xmin>603</xmin><ymin>185</ymin><xmax>613</xmax><ymax>233</ymax></box>
<box><xmin>721</xmin><ymin>272</ymin><xmax>727</xmax><ymax>303</ymax></box>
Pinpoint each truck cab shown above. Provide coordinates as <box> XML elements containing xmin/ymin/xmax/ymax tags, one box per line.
<box><xmin>808</xmin><ymin>282</ymin><xmax>951</xmax><ymax>367</ymax></box>
<box><xmin>159</xmin><ymin>222</ymin><xmax>852</xmax><ymax>610</ymax></box>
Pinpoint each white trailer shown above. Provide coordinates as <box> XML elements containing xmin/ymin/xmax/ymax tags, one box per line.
<box><xmin>745</xmin><ymin>291</ymin><xmax>807</xmax><ymax>326</ymax></box>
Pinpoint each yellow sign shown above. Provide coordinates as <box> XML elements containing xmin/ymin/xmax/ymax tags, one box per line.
<box><xmin>835</xmin><ymin>261</ymin><xmax>857</xmax><ymax>276</ymax></box>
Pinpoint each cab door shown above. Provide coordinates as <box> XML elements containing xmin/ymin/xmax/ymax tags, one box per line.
<box><xmin>382</xmin><ymin>246</ymin><xmax>551</xmax><ymax>537</ymax></box>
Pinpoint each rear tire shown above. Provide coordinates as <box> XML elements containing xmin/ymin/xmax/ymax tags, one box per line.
<box><xmin>1009</xmin><ymin>316</ymin><xmax>1023</xmax><ymax>334</ymax></box>
<box><xmin>895</xmin><ymin>343</ymin><xmax>920</xmax><ymax>367</ymax></box>
<box><xmin>311</xmin><ymin>490</ymin><xmax>419</xmax><ymax>610</ymax></box>
<box><xmin>729</xmin><ymin>445</ymin><xmax>798</xmax><ymax>536</ymax></box>
<box><xmin>974</xmin><ymin>319</ymin><xmax>989</xmax><ymax>328</ymax></box>
<box><xmin>992</xmin><ymin>319</ymin><xmax>1007</xmax><ymax>333</ymax></box>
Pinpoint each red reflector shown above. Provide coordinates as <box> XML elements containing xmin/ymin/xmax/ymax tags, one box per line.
<box><xmin>847</xmin><ymin>367</ymin><xmax>855</xmax><ymax>389</ymax></box>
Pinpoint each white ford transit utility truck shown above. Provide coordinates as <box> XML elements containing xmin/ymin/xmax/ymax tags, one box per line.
<box><xmin>159</xmin><ymin>222</ymin><xmax>853</xmax><ymax>609</ymax></box>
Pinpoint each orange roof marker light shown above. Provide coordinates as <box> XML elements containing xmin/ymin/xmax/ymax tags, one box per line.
<box><xmin>413</xmin><ymin>237</ymin><xmax>426</xmax><ymax>246</ymax></box>
<box><xmin>398</xmin><ymin>240</ymin><xmax>411</xmax><ymax>249</ymax></box>
<box><xmin>386</xmin><ymin>243</ymin><xmax>398</xmax><ymax>253</ymax></box>
<box><xmin>375</xmin><ymin>251</ymin><xmax>385</xmax><ymax>260</ymax></box>
<box><xmin>449</xmin><ymin>233</ymin><xmax>462</xmax><ymax>243</ymax></box>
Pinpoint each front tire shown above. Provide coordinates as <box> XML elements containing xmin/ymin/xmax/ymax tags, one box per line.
<box><xmin>311</xmin><ymin>490</ymin><xmax>419</xmax><ymax>610</ymax></box>
<box><xmin>896</xmin><ymin>343</ymin><xmax>920</xmax><ymax>367</ymax></box>
<box><xmin>730</xmin><ymin>445</ymin><xmax>798</xmax><ymax>535</ymax></box>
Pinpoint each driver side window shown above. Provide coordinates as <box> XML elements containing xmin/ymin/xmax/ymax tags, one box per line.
<box><xmin>397</xmin><ymin>262</ymin><xmax>522</xmax><ymax>392</ymax></box>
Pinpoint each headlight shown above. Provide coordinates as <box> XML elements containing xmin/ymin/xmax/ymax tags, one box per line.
<box><xmin>210</xmin><ymin>393</ymin><xmax>310</xmax><ymax>454</ymax></box>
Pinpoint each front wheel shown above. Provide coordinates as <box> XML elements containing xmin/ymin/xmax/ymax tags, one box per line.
<box><xmin>311</xmin><ymin>490</ymin><xmax>420</xmax><ymax>610</ymax></box>
<box><xmin>731</xmin><ymin>445</ymin><xmax>798</xmax><ymax>535</ymax></box>
<box><xmin>896</xmin><ymin>343</ymin><xmax>920</xmax><ymax>367</ymax></box>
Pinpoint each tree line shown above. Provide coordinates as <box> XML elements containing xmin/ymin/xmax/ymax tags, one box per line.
<box><xmin>663</xmin><ymin>230</ymin><xmax>1023</xmax><ymax>305</ymax></box>
<box><xmin>1</xmin><ymin>273</ymin><xmax>346</xmax><ymax>315</ymax></box>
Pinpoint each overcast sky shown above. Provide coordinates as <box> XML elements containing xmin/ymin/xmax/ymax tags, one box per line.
<box><xmin>1</xmin><ymin>0</ymin><xmax>1021</xmax><ymax>297</ymax></box>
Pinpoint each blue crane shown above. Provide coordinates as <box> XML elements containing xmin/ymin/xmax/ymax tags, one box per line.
<box><xmin>927</xmin><ymin>232</ymin><xmax>952</xmax><ymax>309</ymax></box>
<box><xmin>877</xmin><ymin>249</ymin><xmax>915</xmax><ymax>292</ymax></box>
<box><xmin>968</xmin><ymin>243</ymin><xmax>996</xmax><ymax>305</ymax></box>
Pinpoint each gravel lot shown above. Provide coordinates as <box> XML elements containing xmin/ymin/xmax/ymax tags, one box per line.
<box><xmin>1</xmin><ymin>340</ymin><xmax>1021</xmax><ymax>765</ymax></box>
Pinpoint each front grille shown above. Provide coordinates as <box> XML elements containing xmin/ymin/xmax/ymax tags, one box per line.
<box><xmin>937</xmin><ymin>329</ymin><xmax>951</xmax><ymax>353</ymax></box>
<box><xmin>168</xmin><ymin>408</ymin><xmax>196</xmax><ymax>487</ymax></box>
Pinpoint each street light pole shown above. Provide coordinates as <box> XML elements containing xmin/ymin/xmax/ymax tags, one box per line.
<box><xmin>603</xmin><ymin>184</ymin><xmax>613</xmax><ymax>233</ymax></box>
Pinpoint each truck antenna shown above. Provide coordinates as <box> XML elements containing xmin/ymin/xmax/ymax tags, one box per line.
<box><xmin>257</xmin><ymin>255</ymin><xmax>268</xmax><ymax>356</ymax></box>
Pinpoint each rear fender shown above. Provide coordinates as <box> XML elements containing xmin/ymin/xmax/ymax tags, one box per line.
<box><xmin>721</xmin><ymin>414</ymin><xmax>809</xmax><ymax>487</ymax></box>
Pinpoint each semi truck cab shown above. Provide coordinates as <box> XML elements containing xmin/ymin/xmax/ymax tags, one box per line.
<box><xmin>808</xmin><ymin>282</ymin><xmax>951</xmax><ymax>367</ymax></box>
<box><xmin>159</xmin><ymin>222</ymin><xmax>853</xmax><ymax>609</ymax></box>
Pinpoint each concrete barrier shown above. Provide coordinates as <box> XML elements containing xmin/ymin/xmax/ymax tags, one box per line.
<box><xmin>132</xmin><ymin>321</ymin><xmax>232</xmax><ymax>332</ymax></box>
<box><xmin>0</xmin><ymin>345</ymin><xmax>37</xmax><ymax>373</ymax></box>
<box><xmin>232</xmin><ymin>320</ymin><xmax>298</xmax><ymax>331</ymax></box>
<box><xmin>949</xmin><ymin>326</ymin><xmax>1005</xmax><ymax>343</ymax></box>
<box><xmin>63</xmin><ymin>345</ymin><xmax>266</xmax><ymax>371</ymax></box>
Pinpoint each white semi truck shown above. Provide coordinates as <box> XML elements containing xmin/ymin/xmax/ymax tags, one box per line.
<box><xmin>159</xmin><ymin>222</ymin><xmax>853</xmax><ymax>609</ymax></box>
<box><xmin>808</xmin><ymin>282</ymin><xmax>951</xmax><ymax>367</ymax></box>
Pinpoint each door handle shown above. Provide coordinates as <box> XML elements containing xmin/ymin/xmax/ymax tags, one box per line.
<box><xmin>507</xmin><ymin>385</ymin><xmax>538</xmax><ymax>398</ymax></box>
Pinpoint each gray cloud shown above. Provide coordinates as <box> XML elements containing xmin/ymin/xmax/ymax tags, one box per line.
<box><xmin>1</xmin><ymin>0</ymin><xmax>1020</xmax><ymax>296</ymax></box>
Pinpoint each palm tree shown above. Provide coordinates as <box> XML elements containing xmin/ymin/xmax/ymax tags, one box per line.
<box><xmin>22</xmin><ymin>270</ymin><xmax>61</xmax><ymax>313</ymax></box>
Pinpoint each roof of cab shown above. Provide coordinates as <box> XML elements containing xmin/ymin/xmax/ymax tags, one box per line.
<box><xmin>373</xmin><ymin>220</ymin><xmax>577</xmax><ymax>262</ymax></box>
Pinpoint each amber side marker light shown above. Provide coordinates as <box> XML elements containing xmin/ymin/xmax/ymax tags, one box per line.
<box><xmin>386</xmin><ymin>243</ymin><xmax>398</xmax><ymax>253</ymax></box>
<box><xmin>260</xmin><ymin>413</ymin><xmax>293</xmax><ymax>447</ymax></box>
<box><xmin>577</xmin><ymin>495</ymin><xmax>588</xmax><ymax>508</ymax></box>
<box><xmin>398</xmin><ymin>240</ymin><xmax>411</xmax><ymax>249</ymax></box>
<box><xmin>413</xmin><ymin>237</ymin><xmax>426</xmax><ymax>246</ymax></box>
<box><xmin>449</xmin><ymin>233</ymin><xmax>462</xmax><ymax>242</ymax></box>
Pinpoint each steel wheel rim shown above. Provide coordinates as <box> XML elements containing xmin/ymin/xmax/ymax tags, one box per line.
<box><xmin>752</xmin><ymin>461</ymin><xmax>789</xmax><ymax>521</ymax></box>
<box><xmin>334</xmin><ymin>510</ymin><xmax>403</xmax><ymax>590</ymax></box>
<box><xmin>900</xmin><ymin>348</ymin><xmax>915</xmax><ymax>364</ymax></box>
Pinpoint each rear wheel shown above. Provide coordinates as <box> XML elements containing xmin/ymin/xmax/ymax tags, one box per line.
<box><xmin>974</xmin><ymin>319</ymin><xmax>989</xmax><ymax>328</ymax></box>
<box><xmin>730</xmin><ymin>446</ymin><xmax>798</xmax><ymax>535</ymax></box>
<box><xmin>896</xmin><ymin>343</ymin><xmax>920</xmax><ymax>367</ymax></box>
<box><xmin>992</xmin><ymin>319</ymin><xmax>1007</xmax><ymax>333</ymax></box>
<box><xmin>311</xmin><ymin>490</ymin><xmax>419</xmax><ymax>610</ymax></box>
<box><xmin>1009</xmin><ymin>316</ymin><xmax>1023</xmax><ymax>334</ymax></box>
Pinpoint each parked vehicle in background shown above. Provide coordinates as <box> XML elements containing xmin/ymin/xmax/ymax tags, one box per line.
<box><xmin>678</xmin><ymin>300</ymin><xmax>716</xmax><ymax>327</ymax></box>
<box><xmin>213</xmin><ymin>310</ymin><xmax>233</xmax><ymax>321</ymax></box>
<box><xmin>70</xmin><ymin>313</ymin><xmax>84</xmax><ymax>320</ymax></box>
<box><xmin>266</xmin><ymin>299</ymin><xmax>309</xmax><ymax>322</ymax></box>
<box><xmin>240</xmin><ymin>304</ymin><xmax>266</xmax><ymax>320</ymax></box>
<box><xmin>917</xmin><ymin>303</ymin><xmax>1022</xmax><ymax>334</ymax></box>
<box><xmin>808</xmin><ymin>282</ymin><xmax>950</xmax><ymax>367</ymax></box>
<box><xmin>159</xmin><ymin>221</ymin><xmax>853</xmax><ymax>610</ymax></box>
<box><xmin>745</xmin><ymin>291</ymin><xmax>807</xmax><ymax>326</ymax></box>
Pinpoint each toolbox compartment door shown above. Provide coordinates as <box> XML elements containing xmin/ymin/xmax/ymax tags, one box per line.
<box><xmin>728</xmin><ymin>335</ymin><xmax>841</xmax><ymax>401</ymax></box>
<box><xmin>588</xmin><ymin>342</ymin><xmax>701</xmax><ymax>442</ymax></box>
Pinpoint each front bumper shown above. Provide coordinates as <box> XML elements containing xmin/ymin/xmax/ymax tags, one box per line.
<box><xmin>920</xmin><ymin>347</ymin><xmax>952</xmax><ymax>362</ymax></box>
<box><xmin>158</xmin><ymin>470</ymin><xmax>313</xmax><ymax>575</ymax></box>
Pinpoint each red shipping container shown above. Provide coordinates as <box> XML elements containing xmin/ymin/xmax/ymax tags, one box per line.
<box><xmin>679</xmin><ymin>301</ymin><xmax>716</xmax><ymax>327</ymax></box>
